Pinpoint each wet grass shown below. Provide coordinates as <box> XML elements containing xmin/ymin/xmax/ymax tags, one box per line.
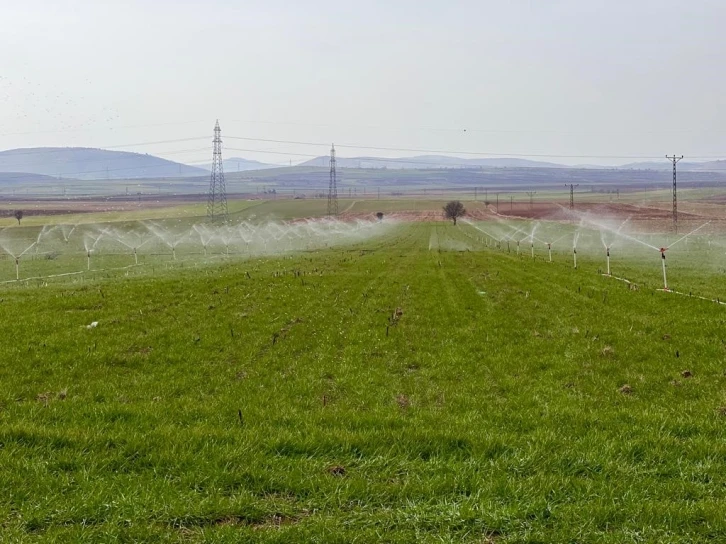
<box><xmin>1</xmin><ymin>222</ymin><xmax>726</xmax><ymax>542</ymax></box>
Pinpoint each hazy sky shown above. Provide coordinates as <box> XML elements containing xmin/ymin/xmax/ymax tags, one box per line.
<box><xmin>2</xmin><ymin>0</ymin><xmax>726</xmax><ymax>166</ymax></box>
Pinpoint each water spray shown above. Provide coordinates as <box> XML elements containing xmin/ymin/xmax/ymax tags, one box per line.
<box><xmin>655</xmin><ymin>222</ymin><xmax>710</xmax><ymax>291</ymax></box>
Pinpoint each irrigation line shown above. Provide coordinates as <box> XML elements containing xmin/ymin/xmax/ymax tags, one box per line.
<box><xmin>601</xmin><ymin>273</ymin><xmax>632</xmax><ymax>285</ymax></box>
<box><xmin>656</xmin><ymin>288</ymin><xmax>726</xmax><ymax>306</ymax></box>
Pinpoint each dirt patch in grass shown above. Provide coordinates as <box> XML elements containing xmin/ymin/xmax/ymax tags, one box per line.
<box><xmin>327</xmin><ymin>465</ymin><xmax>346</xmax><ymax>477</ymax></box>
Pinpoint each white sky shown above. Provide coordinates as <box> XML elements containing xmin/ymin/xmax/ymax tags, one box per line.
<box><xmin>1</xmin><ymin>0</ymin><xmax>725</xmax><ymax>166</ymax></box>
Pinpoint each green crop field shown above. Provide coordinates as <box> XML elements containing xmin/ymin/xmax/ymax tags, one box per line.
<box><xmin>2</xmin><ymin>219</ymin><xmax>726</xmax><ymax>542</ymax></box>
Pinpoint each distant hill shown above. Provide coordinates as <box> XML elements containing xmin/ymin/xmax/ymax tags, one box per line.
<box><xmin>298</xmin><ymin>154</ymin><xmax>567</xmax><ymax>169</ymax></box>
<box><xmin>199</xmin><ymin>157</ymin><xmax>278</xmax><ymax>172</ymax></box>
<box><xmin>0</xmin><ymin>147</ymin><xmax>208</xmax><ymax>180</ymax></box>
<box><xmin>0</xmin><ymin>171</ymin><xmax>61</xmax><ymax>184</ymax></box>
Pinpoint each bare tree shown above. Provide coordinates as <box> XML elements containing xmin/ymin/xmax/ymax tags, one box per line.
<box><xmin>443</xmin><ymin>201</ymin><xmax>465</xmax><ymax>225</ymax></box>
<box><xmin>13</xmin><ymin>210</ymin><xmax>23</xmax><ymax>225</ymax></box>
<box><xmin>376</xmin><ymin>212</ymin><xmax>384</xmax><ymax>222</ymax></box>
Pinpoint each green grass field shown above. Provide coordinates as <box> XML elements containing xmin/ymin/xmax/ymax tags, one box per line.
<box><xmin>2</xmin><ymin>221</ymin><xmax>726</xmax><ymax>542</ymax></box>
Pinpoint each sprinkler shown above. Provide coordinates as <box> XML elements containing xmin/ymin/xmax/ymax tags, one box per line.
<box><xmin>172</xmin><ymin>247</ymin><xmax>176</xmax><ymax>261</ymax></box>
<box><xmin>606</xmin><ymin>247</ymin><xmax>611</xmax><ymax>276</ymax></box>
<box><xmin>87</xmin><ymin>250</ymin><xmax>91</xmax><ymax>271</ymax></box>
<box><xmin>573</xmin><ymin>246</ymin><xmax>577</xmax><ymax>269</ymax></box>
<box><xmin>507</xmin><ymin>240</ymin><xmax>510</xmax><ymax>253</ymax></box>
<box><xmin>547</xmin><ymin>243</ymin><xmax>552</xmax><ymax>263</ymax></box>
<box><xmin>531</xmin><ymin>241</ymin><xmax>534</xmax><ymax>259</ymax></box>
<box><xmin>660</xmin><ymin>247</ymin><xmax>668</xmax><ymax>290</ymax></box>
<box><xmin>133</xmin><ymin>247</ymin><xmax>138</xmax><ymax>265</ymax></box>
<box><xmin>516</xmin><ymin>240</ymin><xmax>520</xmax><ymax>255</ymax></box>
<box><xmin>15</xmin><ymin>257</ymin><xmax>19</xmax><ymax>281</ymax></box>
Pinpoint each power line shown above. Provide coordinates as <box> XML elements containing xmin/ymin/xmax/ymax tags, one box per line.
<box><xmin>0</xmin><ymin>120</ymin><xmax>209</xmax><ymax>137</ymax></box>
<box><xmin>0</xmin><ymin>147</ymin><xmax>210</xmax><ymax>171</ymax></box>
<box><xmin>9</xmin><ymin>115</ymin><xmax>726</xmax><ymax>138</ymax></box>
<box><xmin>223</xmin><ymin>135</ymin><xmax>726</xmax><ymax>160</ymax></box>
<box><xmin>4</xmin><ymin>130</ymin><xmax>726</xmax><ymax>162</ymax></box>
<box><xmin>0</xmin><ymin>137</ymin><xmax>209</xmax><ymax>158</ymax></box>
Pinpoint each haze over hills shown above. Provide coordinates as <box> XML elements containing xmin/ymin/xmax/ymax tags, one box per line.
<box><xmin>2</xmin><ymin>148</ymin><xmax>726</xmax><ymax>190</ymax></box>
<box><xmin>298</xmin><ymin>155</ymin><xmax>567</xmax><ymax>169</ymax></box>
<box><xmin>0</xmin><ymin>148</ymin><xmax>208</xmax><ymax>180</ymax></box>
<box><xmin>198</xmin><ymin>157</ymin><xmax>278</xmax><ymax>172</ymax></box>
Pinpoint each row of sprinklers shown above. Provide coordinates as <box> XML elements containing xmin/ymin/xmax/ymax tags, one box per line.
<box><xmin>0</xmin><ymin>219</ymin><xmax>386</xmax><ymax>281</ymax></box>
<box><xmin>462</xmin><ymin>217</ymin><xmax>714</xmax><ymax>292</ymax></box>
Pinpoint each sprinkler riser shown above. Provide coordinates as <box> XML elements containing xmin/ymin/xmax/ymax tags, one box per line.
<box><xmin>661</xmin><ymin>252</ymin><xmax>668</xmax><ymax>290</ymax></box>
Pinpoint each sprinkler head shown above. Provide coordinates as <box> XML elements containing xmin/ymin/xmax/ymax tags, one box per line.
<box><xmin>660</xmin><ymin>247</ymin><xmax>668</xmax><ymax>253</ymax></box>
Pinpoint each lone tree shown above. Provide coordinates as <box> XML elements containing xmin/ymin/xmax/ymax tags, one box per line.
<box><xmin>443</xmin><ymin>201</ymin><xmax>465</xmax><ymax>225</ymax></box>
<box><xmin>13</xmin><ymin>210</ymin><xmax>23</xmax><ymax>225</ymax></box>
<box><xmin>376</xmin><ymin>212</ymin><xmax>384</xmax><ymax>222</ymax></box>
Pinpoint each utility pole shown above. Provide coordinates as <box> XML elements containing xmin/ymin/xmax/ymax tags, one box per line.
<box><xmin>474</xmin><ymin>187</ymin><xmax>477</xmax><ymax>201</ymax></box>
<box><xmin>327</xmin><ymin>144</ymin><xmax>338</xmax><ymax>216</ymax></box>
<box><xmin>496</xmin><ymin>192</ymin><xmax>499</xmax><ymax>213</ymax></box>
<box><xmin>526</xmin><ymin>191</ymin><xmax>536</xmax><ymax>210</ymax></box>
<box><xmin>510</xmin><ymin>195</ymin><xmax>513</xmax><ymax>213</ymax></box>
<box><xmin>666</xmin><ymin>155</ymin><xmax>683</xmax><ymax>230</ymax></box>
<box><xmin>565</xmin><ymin>184</ymin><xmax>579</xmax><ymax>210</ymax></box>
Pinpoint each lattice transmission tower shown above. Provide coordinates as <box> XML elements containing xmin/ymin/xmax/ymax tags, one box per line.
<box><xmin>327</xmin><ymin>143</ymin><xmax>338</xmax><ymax>216</ymax></box>
<box><xmin>566</xmin><ymin>183</ymin><xmax>579</xmax><ymax>210</ymax></box>
<box><xmin>666</xmin><ymin>154</ymin><xmax>683</xmax><ymax>230</ymax></box>
<box><xmin>207</xmin><ymin>120</ymin><xmax>228</xmax><ymax>222</ymax></box>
